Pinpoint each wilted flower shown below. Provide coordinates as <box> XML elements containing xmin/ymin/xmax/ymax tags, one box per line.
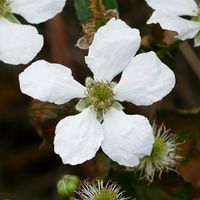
<box><xmin>135</xmin><ymin>123</ymin><xmax>182</xmax><ymax>182</ymax></box>
<box><xmin>0</xmin><ymin>0</ymin><xmax>66</xmax><ymax>65</ymax></box>
<box><xmin>145</xmin><ymin>0</ymin><xmax>200</xmax><ymax>46</ymax></box>
<box><xmin>76</xmin><ymin>9</ymin><xmax>119</xmax><ymax>49</ymax></box>
<box><xmin>77</xmin><ymin>180</ymin><xmax>129</xmax><ymax>200</ymax></box>
<box><xmin>19</xmin><ymin>19</ymin><xmax>175</xmax><ymax>167</ymax></box>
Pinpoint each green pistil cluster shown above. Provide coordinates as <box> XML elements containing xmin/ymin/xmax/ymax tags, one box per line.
<box><xmin>0</xmin><ymin>0</ymin><xmax>8</xmax><ymax>17</ymax></box>
<box><xmin>76</xmin><ymin>78</ymin><xmax>123</xmax><ymax>122</ymax></box>
<box><xmin>151</xmin><ymin>137</ymin><xmax>166</xmax><ymax>159</ymax></box>
<box><xmin>87</xmin><ymin>81</ymin><xmax>115</xmax><ymax>114</ymax></box>
<box><xmin>92</xmin><ymin>189</ymin><xmax>117</xmax><ymax>200</ymax></box>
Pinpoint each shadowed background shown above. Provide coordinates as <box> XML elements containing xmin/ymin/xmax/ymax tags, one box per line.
<box><xmin>0</xmin><ymin>0</ymin><xmax>200</xmax><ymax>199</ymax></box>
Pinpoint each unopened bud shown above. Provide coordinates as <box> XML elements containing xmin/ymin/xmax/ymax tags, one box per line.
<box><xmin>57</xmin><ymin>175</ymin><xmax>80</xmax><ymax>198</ymax></box>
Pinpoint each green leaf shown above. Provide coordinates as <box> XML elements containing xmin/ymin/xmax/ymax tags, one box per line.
<box><xmin>194</xmin><ymin>31</ymin><xmax>200</xmax><ymax>47</ymax></box>
<box><xmin>74</xmin><ymin>0</ymin><xmax>92</xmax><ymax>24</ymax></box>
<box><xmin>103</xmin><ymin>0</ymin><xmax>118</xmax><ymax>10</ymax></box>
<box><xmin>74</xmin><ymin>0</ymin><xmax>118</xmax><ymax>25</ymax></box>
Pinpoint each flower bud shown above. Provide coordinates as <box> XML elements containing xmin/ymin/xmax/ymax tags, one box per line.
<box><xmin>57</xmin><ymin>175</ymin><xmax>80</xmax><ymax>198</ymax></box>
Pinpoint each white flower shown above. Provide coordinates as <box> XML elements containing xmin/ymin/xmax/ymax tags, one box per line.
<box><xmin>145</xmin><ymin>0</ymin><xmax>200</xmax><ymax>46</ymax></box>
<box><xmin>19</xmin><ymin>19</ymin><xmax>175</xmax><ymax>167</ymax></box>
<box><xmin>0</xmin><ymin>0</ymin><xmax>66</xmax><ymax>65</ymax></box>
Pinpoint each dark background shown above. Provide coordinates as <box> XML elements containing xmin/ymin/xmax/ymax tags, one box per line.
<box><xmin>1</xmin><ymin>0</ymin><xmax>200</xmax><ymax>199</ymax></box>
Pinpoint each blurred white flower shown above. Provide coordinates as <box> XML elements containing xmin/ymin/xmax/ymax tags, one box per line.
<box><xmin>145</xmin><ymin>0</ymin><xmax>200</xmax><ymax>46</ymax></box>
<box><xmin>0</xmin><ymin>0</ymin><xmax>66</xmax><ymax>65</ymax></box>
<box><xmin>19</xmin><ymin>19</ymin><xmax>175</xmax><ymax>167</ymax></box>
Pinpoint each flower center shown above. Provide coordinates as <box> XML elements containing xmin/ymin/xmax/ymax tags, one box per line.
<box><xmin>86</xmin><ymin>81</ymin><xmax>115</xmax><ymax>114</ymax></box>
<box><xmin>92</xmin><ymin>189</ymin><xmax>117</xmax><ymax>200</ymax></box>
<box><xmin>151</xmin><ymin>137</ymin><xmax>166</xmax><ymax>159</ymax></box>
<box><xmin>0</xmin><ymin>0</ymin><xmax>8</xmax><ymax>17</ymax></box>
<box><xmin>76</xmin><ymin>78</ymin><xmax>123</xmax><ymax>122</ymax></box>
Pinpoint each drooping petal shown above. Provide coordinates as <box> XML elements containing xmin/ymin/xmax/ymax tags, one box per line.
<box><xmin>85</xmin><ymin>18</ymin><xmax>141</xmax><ymax>82</ymax></box>
<box><xmin>19</xmin><ymin>60</ymin><xmax>86</xmax><ymax>104</ymax></box>
<box><xmin>114</xmin><ymin>51</ymin><xmax>175</xmax><ymax>106</ymax></box>
<box><xmin>147</xmin><ymin>11</ymin><xmax>200</xmax><ymax>40</ymax></box>
<box><xmin>10</xmin><ymin>0</ymin><xmax>66</xmax><ymax>24</ymax></box>
<box><xmin>145</xmin><ymin>0</ymin><xmax>199</xmax><ymax>16</ymax></box>
<box><xmin>101</xmin><ymin>108</ymin><xmax>154</xmax><ymax>167</ymax></box>
<box><xmin>0</xmin><ymin>18</ymin><xmax>43</xmax><ymax>65</ymax></box>
<box><xmin>54</xmin><ymin>108</ymin><xmax>104</xmax><ymax>165</ymax></box>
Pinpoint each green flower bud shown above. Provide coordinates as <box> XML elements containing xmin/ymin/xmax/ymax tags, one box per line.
<box><xmin>57</xmin><ymin>175</ymin><xmax>80</xmax><ymax>198</ymax></box>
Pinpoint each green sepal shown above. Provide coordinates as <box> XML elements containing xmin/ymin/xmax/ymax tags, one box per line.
<box><xmin>194</xmin><ymin>31</ymin><xmax>200</xmax><ymax>47</ymax></box>
<box><xmin>76</xmin><ymin>98</ymin><xmax>91</xmax><ymax>111</ymax></box>
<box><xmin>191</xmin><ymin>16</ymin><xmax>200</xmax><ymax>22</ymax></box>
<box><xmin>97</xmin><ymin>110</ymin><xmax>104</xmax><ymax>123</ymax></box>
<box><xmin>74</xmin><ymin>0</ymin><xmax>92</xmax><ymax>24</ymax></box>
<box><xmin>85</xmin><ymin>77</ymin><xmax>95</xmax><ymax>87</ymax></box>
<box><xmin>110</xmin><ymin>81</ymin><xmax>117</xmax><ymax>88</ymax></box>
<box><xmin>113</xmin><ymin>101</ymin><xmax>124</xmax><ymax>111</ymax></box>
<box><xmin>4</xmin><ymin>12</ymin><xmax>20</xmax><ymax>24</ymax></box>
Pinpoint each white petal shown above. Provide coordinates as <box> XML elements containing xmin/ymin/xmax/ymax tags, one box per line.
<box><xmin>101</xmin><ymin>108</ymin><xmax>154</xmax><ymax>167</ymax></box>
<box><xmin>0</xmin><ymin>18</ymin><xmax>43</xmax><ymax>65</ymax></box>
<box><xmin>10</xmin><ymin>0</ymin><xmax>66</xmax><ymax>24</ymax></box>
<box><xmin>85</xmin><ymin>18</ymin><xmax>141</xmax><ymax>82</ymax></box>
<box><xmin>114</xmin><ymin>51</ymin><xmax>175</xmax><ymax>106</ymax></box>
<box><xmin>54</xmin><ymin>108</ymin><xmax>104</xmax><ymax>165</ymax></box>
<box><xmin>147</xmin><ymin>11</ymin><xmax>200</xmax><ymax>40</ymax></box>
<box><xmin>19</xmin><ymin>60</ymin><xmax>85</xmax><ymax>104</ymax></box>
<box><xmin>145</xmin><ymin>0</ymin><xmax>199</xmax><ymax>16</ymax></box>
